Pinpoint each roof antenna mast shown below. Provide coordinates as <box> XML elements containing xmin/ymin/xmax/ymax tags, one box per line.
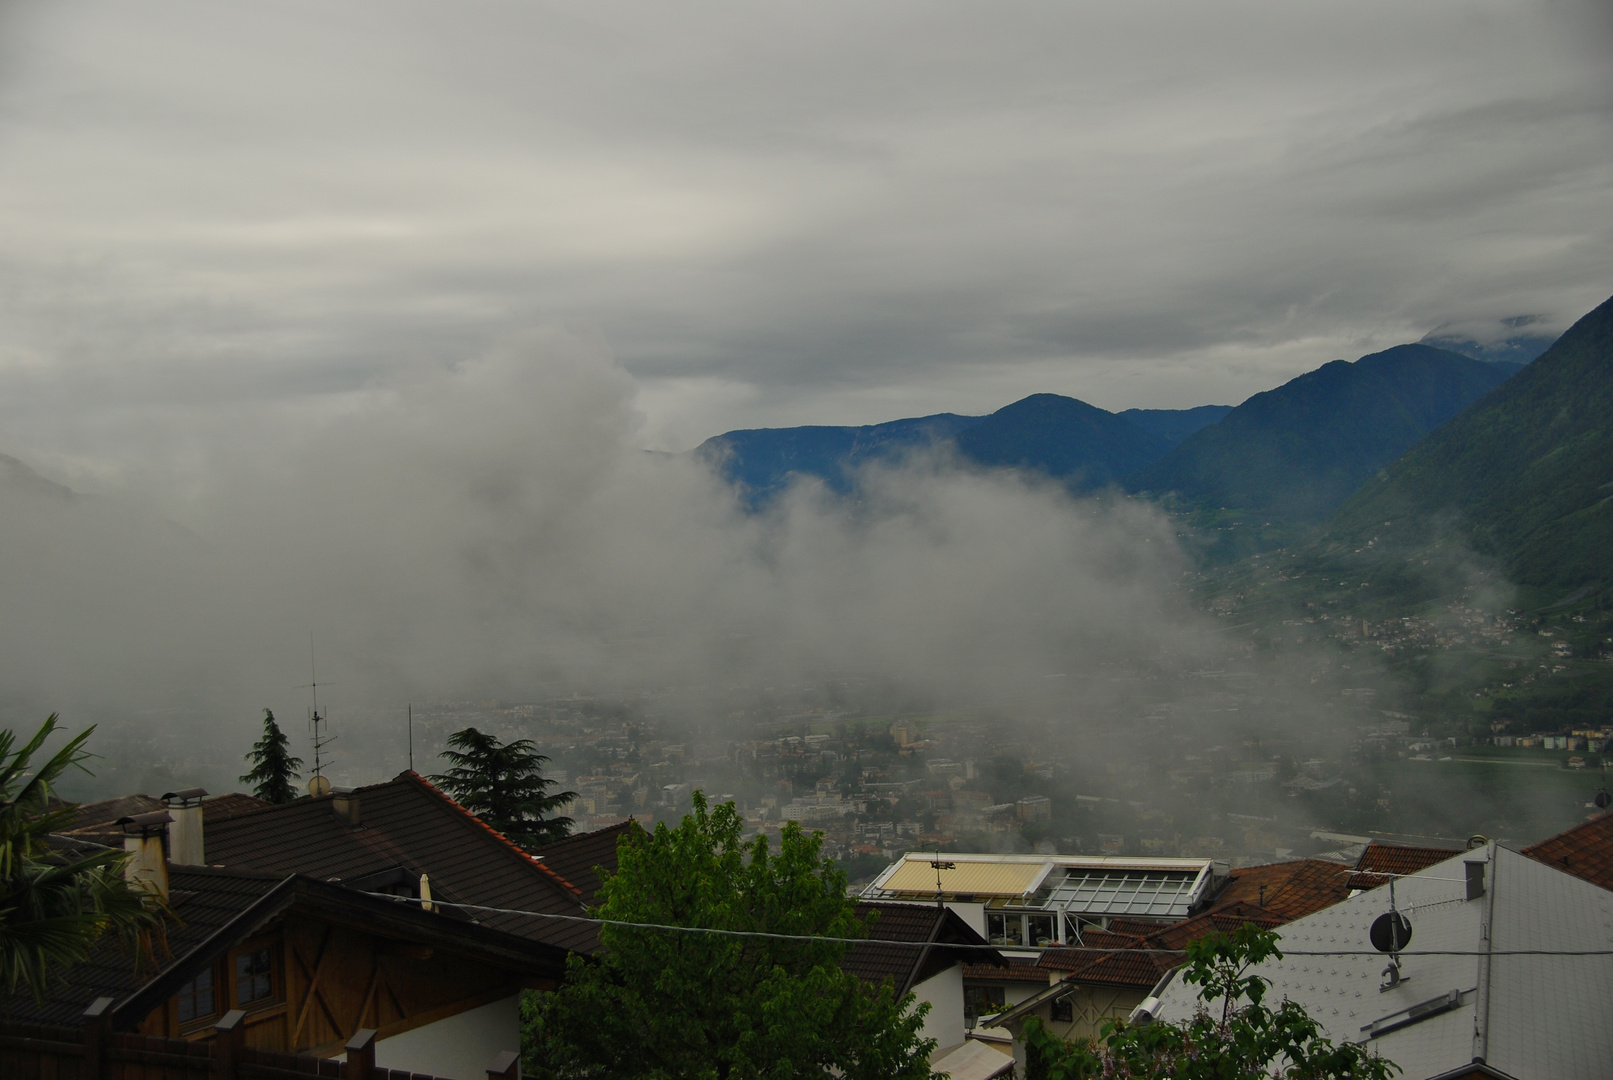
<box><xmin>930</xmin><ymin>848</ymin><xmax>956</xmax><ymax>910</ymax></box>
<box><xmin>299</xmin><ymin>635</ymin><xmax>336</xmax><ymax>796</ymax></box>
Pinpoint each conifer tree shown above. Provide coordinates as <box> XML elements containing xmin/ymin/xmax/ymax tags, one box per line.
<box><xmin>240</xmin><ymin>709</ymin><xmax>303</xmax><ymax>804</ymax></box>
<box><xmin>430</xmin><ymin>727</ymin><xmax>575</xmax><ymax>847</ymax></box>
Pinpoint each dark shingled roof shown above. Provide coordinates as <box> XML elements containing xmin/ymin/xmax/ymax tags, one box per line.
<box><xmin>1522</xmin><ymin>813</ymin><xmax>1613</xmax><ymax>892</ymax></box>
<box><xmin>199</xmin><ymin>771</ymin><xmax>595</xmax><ymax>954</ymax></box>
<box><xmin>530</xmin><ymin>820</ymin><xmax>640</xmax><ymax>906</ymax></box>
<box><xmin>0</xmin><ymin>865</ymin><xmax>285</xmax><ymax>1026</ymax></box>
<box><xmin>0</xmin><ymin>865</ymin><xmax>573</xmax><ymax>1030</ymax></box>
<box><xmin>60</xmin><ymin>792</ymin><xmax>271</xmax><ymax>847</ymax></box>
<box><xmin>844</xmin><ymin>901</ymin><xmax>1003</xmax><ymax>995</ymax></box>
<box><xmin>1347</xmin><ymin>842</ymin><xmax>1462</xmax><ymax>893</ymax></box>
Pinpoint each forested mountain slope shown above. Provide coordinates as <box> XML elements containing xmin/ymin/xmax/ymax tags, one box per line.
<box><xmin>1128</xmin><ymin>344</ymin><xmax>1518</xmax><ymax>526</ymax></box>
<box><xmin>1325</xmin><ymin>293</ymin><xmax>1613</xmax><ymax>600</ymax></box>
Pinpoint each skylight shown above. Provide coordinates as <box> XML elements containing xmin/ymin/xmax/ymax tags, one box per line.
<box><xmin>1043</xmin><ymin>867</ymin><xmax>1207</xmax><ymax>918</ymax></box>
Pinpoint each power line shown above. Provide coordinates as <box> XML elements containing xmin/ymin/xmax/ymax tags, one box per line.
<box><xmin>360</xmin><ymin>892</ymin><xmax>1613</xmax><ymax>957</ymax></box>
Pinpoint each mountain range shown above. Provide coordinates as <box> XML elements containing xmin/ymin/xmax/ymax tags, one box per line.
<box><xmin>698</xmin><ymin>342</ymin><xmax>1523</xmax><ymax>531</ymax></box>
<box><xmin>1129</xmin><ymin>344</ymin><xmax>1519</xmax><ymax>525</ymax></box>
<box><xmin>1324</xmin><ymin>294</ymin><xmax>1613</xmax><ymax>600</ymax></box>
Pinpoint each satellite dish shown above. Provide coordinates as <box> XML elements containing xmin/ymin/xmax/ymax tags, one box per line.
<box><xmin>308</xmin><ymin>775</ymin><xmax>332</xmax><ymax>797</ymax></box>
<box><xmin>1595</xmin><ymin>788</ymin><xmax>1611</xmax><ymax>811</ymax></box>
<box><xmin>1466</xmin><ymin>834</ymin><xmax>1489</xmax><ymax>850</ymax></box>
<box><xmin>1370</xmin><ymin>911</ymin><xmax>1412</xmax><ymax>953</ymax></box>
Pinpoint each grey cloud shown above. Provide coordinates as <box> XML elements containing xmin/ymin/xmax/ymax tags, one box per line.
<box><xmin>2</xmin><ymin>0</ymin><xmax>1609</xmax><ymax>457</ymax></box>
<box><xmin>0</xmin><ymin>337</ymin><xmax>1233</xmax><ymax>771</ymax></box>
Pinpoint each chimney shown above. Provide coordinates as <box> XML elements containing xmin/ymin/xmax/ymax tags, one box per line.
<box><xmin>117</xmin><ymin>811</ymin><xmax>172</xmax><ymax>899</ymax></box>
<box><xmin>163</xmin><ymin>788</ymin><xmax>208</xmax><ymax>866</ymax></box>
<box><xmin>332</xmin><ymin>788</ymin><xmax>362</xmax><ymax>827</ymax></box>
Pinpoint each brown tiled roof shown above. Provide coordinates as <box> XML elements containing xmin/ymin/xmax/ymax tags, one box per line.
<box><xmin>1050</xmin><ymin>948</ymin><xmax>1176</xmax><ymax>990</ymax></box>
<box><xmin>961</xmin><ymin>960</ymin><xmax>1045</xmax><ymax>984</ymax></box>
<box><xmin>1039</xmin><ymin>905</ymin><xmax>1286</xmax><ymax>988</ymax></box>
<box><xmin>844</xmin><ymin>901</ymin><xmax>1002</xmax><ymax>995</ymax></box>
<box><xmin>201</xmin><ymin>772</ymin><xmax>595</xmax><ymax>954</ymax></box>
<box><xmin>530</xmin><ymin>819</ymin><xmax>641</xmax><ymax>906</ymax></box>
<box><xmin>1211</xmin><ymin>858</ymin><xmax>1352</xmax><ymax>920</ymax></box>
<box><xmin>1347</xmin><ymin>842</ymin><xmax>1461</xmax><ymax>893</ymax></box>
<box><xmin>1522</xmin><ymin>813</ymin><xmax>1613</xmax><ymax>892</ymax></box>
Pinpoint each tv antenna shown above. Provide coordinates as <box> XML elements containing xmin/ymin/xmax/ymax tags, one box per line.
<box><xmin>1370</xmin><ymin>876</ymin><xmax>1413</xmax><ymax>991</ymax></box>
<box><xmin>298</xmin><ymin>638</ymin><xmax>337</xmax><ymax>796</ymax></box>
<box><xmin>930</xmin><ymin>849</ymin><xmax>956</xmax><ymax>910</ymax></box>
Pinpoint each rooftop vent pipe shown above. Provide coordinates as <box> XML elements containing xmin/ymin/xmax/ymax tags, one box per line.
<box><xmin>332</xmin><ymin>788</ymin><xmax>361</xmax><ymax>827</ymax></box>
<box><xmin>117</xmin><ymin>811</ymin><xmax>172</xmax><ymax>899</ymax></box>
<box><xmin>162</xmin><ymin>788</ymin><xmax>208</xmax><ymax>866</ymax></box>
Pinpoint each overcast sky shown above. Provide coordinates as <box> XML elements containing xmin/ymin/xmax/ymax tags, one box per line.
<box><xmin>1</xmin><ymin>0</ymin><xmax>1610</xmax><ymax>471</ymax></box>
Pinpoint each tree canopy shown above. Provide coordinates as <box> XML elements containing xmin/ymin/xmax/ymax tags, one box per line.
<box><xmin>240</xmin><ymin>708</ymin><xmax>303</xmax><ymax>804</ymax></box>
<box><xmin>522</xmin><ymin>793</ymin><xmax>935</xmax><ymax>1080</ymax></box>
<box><xmin>1023</xmin><ymin>923</ymin><xmax>1399</xmax><ymax>1080</ymax></box>
<box><xmin>430</xmin><ymin>727</ymin><xmax>575</xmax><ymax>848</ymax></box>
<box><xmin>1</xmin><ymin>716</ymin><xmax>169</xmax><ymax>1000</ymax></box>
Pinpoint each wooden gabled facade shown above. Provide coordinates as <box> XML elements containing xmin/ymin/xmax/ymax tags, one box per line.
<box><xmin>125</xmin><ymin>880</ymin><xmax>561</xmax><ymax>1057</ymax></box>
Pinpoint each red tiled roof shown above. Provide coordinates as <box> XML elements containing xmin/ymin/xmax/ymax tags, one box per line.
<box><xmin>1347</xmin><ymin>842</ymin><xmax>1461</xmax><ymax>893</ymax></box>
<box><xmin>1522</xmin><ymin>813</ymin><xmax>1613</xmax><ymax>892</ymax></box>
<box><xmin>1038</xmin><ymin>894</ymin><xmax>1291</xmax><ymax>988</ymax></box>
<box><xmin>1212</xmin><ymin>858</ymin><xmax>1352</xmax><ymax>920</ymax></box>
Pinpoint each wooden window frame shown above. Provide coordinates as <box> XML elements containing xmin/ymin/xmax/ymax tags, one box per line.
<box><xmin>230</xmin><ymin>937</ymin><xmax>283</xmax><ymax>1011</ymax></box>
<box><xmin>175</xmin><ymin>960</ymin><xmax>221</xmax><ymax>1034</ymax></box>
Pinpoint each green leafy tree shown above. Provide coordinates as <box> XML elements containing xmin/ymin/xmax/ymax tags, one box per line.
<box><xmin>240</xmin><ymin>709</ymin><xmax>303</xmax><ymax>804</ymax></box>
<box><xmin>1023</xmin><ymin>923</ymin><xmax>1399</xmax><ymax>1080</ymax></box>
<box><xmin>523</xmin><ymin>793</ymin><xmax>935</xmax><ymax>1080</ymax></box>
<box><xmin>430</xmin><ymin>727</ymin><xmax>575</xmax><ymax>847</ymax></box>
<box><xmin>1</xmin><ymin>716</ymin><xmax>169</xmax><ymax>1000</ymax></box>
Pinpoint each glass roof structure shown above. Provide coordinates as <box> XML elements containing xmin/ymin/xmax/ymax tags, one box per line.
<box><xmin>1044</xmin><ymin>867</ymin><xmax>1207</xmax><ymax>920</ymax></box>
<box><xmin>863</xmin><ymin>853</ymin><xmax>1219</xmax><ymax>923</ymax></box>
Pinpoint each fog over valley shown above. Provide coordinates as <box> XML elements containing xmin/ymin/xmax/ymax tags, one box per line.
<box><xmin>1</xmin><ymin>0</ymin><xmax>1609</xmax><ymax>857</ymax></box>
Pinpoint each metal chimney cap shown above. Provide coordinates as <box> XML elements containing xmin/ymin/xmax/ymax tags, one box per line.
<box><xmin>162</xmin><ymin>788</ymin><xmax>208</xmax><ymax>805</ymax></box>
<box><xmin>117</xmin><ymin>811</ymin><xmax>173</xmax><ymax>833</ymax></box>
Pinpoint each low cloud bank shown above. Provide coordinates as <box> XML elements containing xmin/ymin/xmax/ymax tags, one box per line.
<box><xmin>2</xmin><ymin>332</ymin><xmax>1248</xmax><ymax>782</ymax></box>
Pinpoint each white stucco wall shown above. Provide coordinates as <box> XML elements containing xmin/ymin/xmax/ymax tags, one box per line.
<box><xmin>372</xmin><ymin>994</ymin><xmax>521</xmax><ymax>1080</ymax></box>
<box><xmin>912</xmin><ymin>966</ymin><xmax>966</xmax><ymax>1053</ymax></box>
<box><xmin>947</xmin><ymin>902</ymin><xmax>986</xmax><ymax>939</ymax></box>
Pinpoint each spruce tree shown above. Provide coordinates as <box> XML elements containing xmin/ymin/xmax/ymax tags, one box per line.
<box><xmin>430</xmin><ymin>727</ymin><xmax>575</xmax><ymax>847</ymax></box>
<box><xmin>240</xmin><ymin>709</ymin><xmax>303</xmax><ymax>804</ymax></box>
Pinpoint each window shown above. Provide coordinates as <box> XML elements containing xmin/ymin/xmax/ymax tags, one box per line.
<box><xmin>986</xmin><ymin>912</ymin><xmax>1024</xmax><ymax>946</ymax></box>
<box><xmin>1050</xmin><ymin>997</ymin><xmax>1074</xmax><ymax>1023</ymax></box>
<box><xmin>235</xmin><ymin>948</ymin><xmax>273</xmax><ymax>1006</ymax></box>
<box><xmin>965</xmin><ymin>985</ymin><xmax>1005</xmax><ymax>1022</ymax></box>
<box><xmin>1027</xmin><ymin>914</ymin><xmax>1055</xmax><ymax>946</ymax></box>
<box><xmin>176</xmin><ymin>968</ymin><xmax>215</xmax><ymax>1023</ymax></box>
